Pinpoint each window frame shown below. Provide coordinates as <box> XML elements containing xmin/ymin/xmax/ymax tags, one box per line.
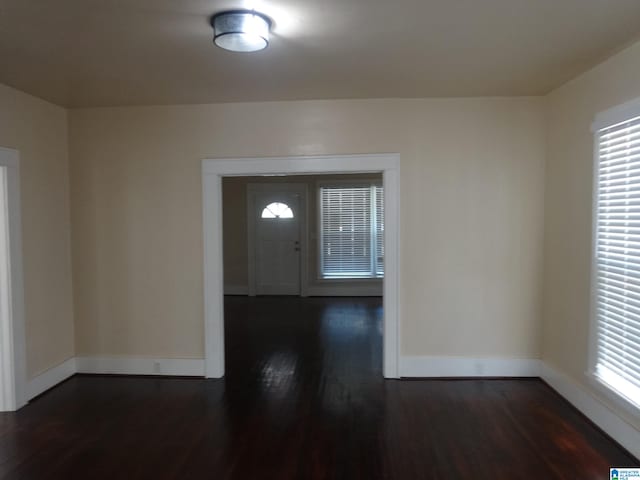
<box><xmin>317</xmin><ymin>180</ymin><xmax>384</xmax><ymax>281</ymax></box>
<box><xmin>588</xmin><ymin>96</ymin><xmax>640</xmax><ymax>420</ymax></box>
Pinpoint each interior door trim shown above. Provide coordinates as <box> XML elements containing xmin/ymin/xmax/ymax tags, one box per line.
<box><xmin>202</xmin><ymin>153</ymin><xmax>401</xmax><ymax>379</ymax></box>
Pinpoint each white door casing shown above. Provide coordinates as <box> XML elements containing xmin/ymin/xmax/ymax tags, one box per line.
<box><xmin>202</xmin><ymin>154</ymin><xmax>400</xmax><ymax>379</ymax></box>
<box><xmin>0</xmin><ymin>147</ymin><xmax>26</xmax><ymax>411</ymax></box>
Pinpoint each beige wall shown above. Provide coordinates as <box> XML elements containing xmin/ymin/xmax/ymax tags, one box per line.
<box><xmin>223</xmin><ymin>174</ymin><xmax>383</xmax><ymax>293</ymax></box>
<box><xmin>2</xmin><ymin>31</ymin><xmax>639</xmax><ymax>427</ymax></box>
<box><xmin>69</xmin><ymin>97</ymin><xmax>546</xmax><ymax>359</ymax></box>
<box><xmin>0</xmin><ymin>84</ymin><xmax>74</xmax><ymax>377</ymax></box>
<box><xmin>543</xmin><ymin>40</ymin><xmax>640</xmax><ymax>427</ymax></box>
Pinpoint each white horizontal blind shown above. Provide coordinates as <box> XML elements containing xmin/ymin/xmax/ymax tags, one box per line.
<box><xmin>320</xmin><ymin>185</ymin><xmax>383</xmax><ymax>278</ymax></box>
<box><xmin>375</xmin><ymin>186</ymin><xmax>384</xmax><ymax>276</ymax></box>
<box><xmin>594</xmin><ymin>114</ymin><xmax>640</xmax><ymax>410</ymax></box>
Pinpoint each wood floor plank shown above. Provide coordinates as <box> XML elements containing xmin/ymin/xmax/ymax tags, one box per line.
<box><xmin>0</xmin><ymin>296</ymin><xmax>636</xmax><ymax>479</ymax></box>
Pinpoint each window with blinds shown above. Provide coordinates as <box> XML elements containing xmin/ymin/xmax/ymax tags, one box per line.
<box><xmin>375</xmin><ymin>186</ymin><xmax>384</xmax><ymax>276</ymax></box>
<box><xmin>319</xmin><ymin>184</ymin><xmax>384</xmax><ymax>279</ymax></box>
<box><xmin>593</xmin><ymin>112</ymin><xmax>640</xmax><ymax>411</ymax></box>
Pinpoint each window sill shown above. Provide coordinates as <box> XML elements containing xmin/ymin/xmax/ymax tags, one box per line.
<box><xmin>317</xmin><ymin>277</ymin><xmax>383</xmax><ymax>283</ymax></box>
<box><xmin>585</xmin><ymin>371</ymin><xmax>640</xmax><ymax>424</ymax></box>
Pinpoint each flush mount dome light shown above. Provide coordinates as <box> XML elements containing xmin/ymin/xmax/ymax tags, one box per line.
<box><xmin>211</xmin><ymin>10</ymin><xmax>272</xmax><ymax>53</ymax></box>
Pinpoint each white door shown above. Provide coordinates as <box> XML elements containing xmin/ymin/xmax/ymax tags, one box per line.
<box><xmin>254</xmin><ymin>191</ymin><xmax>301</xmax><ymax>295</ymax></box>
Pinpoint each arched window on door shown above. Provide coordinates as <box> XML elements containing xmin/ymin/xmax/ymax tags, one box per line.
<box><xmin>261</xmin><ymin>202</ymin><xmax>294</xmax><ymax>219</ymax></box>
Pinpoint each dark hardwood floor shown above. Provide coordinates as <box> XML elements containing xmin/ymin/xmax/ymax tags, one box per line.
<box><xmin>0</xmin><ymin>296</ymin><xmax>637</xmax><ymax>479</ymax></box>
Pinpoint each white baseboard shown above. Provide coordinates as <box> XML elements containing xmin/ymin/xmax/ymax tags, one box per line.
<box><xmin>26</xmin><ymin>356</ymin><xmax>205</xmax><ymax>403</ymax></box>
<box><xmin>27</xmin><ymin>357</ymin><xmax>77</xmax><ymax>400</ymax></box>
<box><xmin>224</xmin><ymin>285</ymin><xmax>383</xmax><ymax>296</ymax></box>
<box><xmin>76</xmin><ymin>356</ymin><xmax>205</xmax><ymax>376</ymax></box>
<box><xmin>307</xmin><ymin>285</ymin><xmax>383</xmax><ymax>296</ymax></box>
<box><xmin>540</xmin><ymin>363</ymin><xmax>640</xmax><ymax>459</ymax></box>
<box><xmin>224</xmin><ymin>285</ymin><xmax>249</xmax><ymax>295</ymax></box>
<box><xmin>399</xmin><ymin>356</ymin><xmax>541</xmax><ymax>377</ymax></box>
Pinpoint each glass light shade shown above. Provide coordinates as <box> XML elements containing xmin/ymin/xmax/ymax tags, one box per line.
<box><xmin>212</xmin><ymin>10</ymin><xmax>271</xmax><ymax>53</ymax></box>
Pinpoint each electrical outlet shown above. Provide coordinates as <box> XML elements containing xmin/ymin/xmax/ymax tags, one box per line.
<box><xmin>154</xmin><ymin>361</ymin><xmax>161</xmax><ymax>374</ymax></box>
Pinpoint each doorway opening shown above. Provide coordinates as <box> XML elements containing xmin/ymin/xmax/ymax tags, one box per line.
<box><xmin>222</xmin><ymin>172</ymin><xmax>386</xmax><ymax>381</ymax></box>
<box><xmin>202</xmin><ymin>154</ymin><xmax>400</xmax><ymax>379</ymax></box>
<box><xmin>0</xmin><ymin>147</ymin><xmax>26</xmax><ymax>412</ymax></box>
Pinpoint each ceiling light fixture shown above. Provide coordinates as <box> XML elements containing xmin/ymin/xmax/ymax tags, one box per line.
<box><xmin>211</xmin><ymin>10</ymin><xmax>272</xmax><ymax>53</ymax></box>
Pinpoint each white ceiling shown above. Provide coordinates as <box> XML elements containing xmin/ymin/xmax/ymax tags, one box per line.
<box><xmin>1</xmin><ymin>0</ymin><xmax>640</xmax><ymax>108</ymax></box>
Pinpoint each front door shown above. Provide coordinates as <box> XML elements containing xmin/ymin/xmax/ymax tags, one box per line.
<box><xmin>254</xmin><ymin>191</ymin><xmax>301</xmax><ymax>295</ymax></box>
